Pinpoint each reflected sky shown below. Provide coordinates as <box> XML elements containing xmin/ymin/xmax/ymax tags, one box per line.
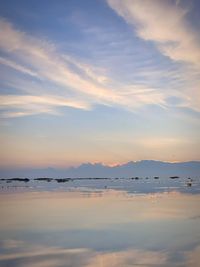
<box><xmin>0</xmin><ymin>189</ymin><xmax>200</xmax><ymax>266</ymax></box>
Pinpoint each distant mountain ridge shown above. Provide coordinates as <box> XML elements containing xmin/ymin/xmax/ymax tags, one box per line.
<box><xmin>0</xmin><ymin>160</ymin><xmax>200</xmax><ymax>178</ymax></box>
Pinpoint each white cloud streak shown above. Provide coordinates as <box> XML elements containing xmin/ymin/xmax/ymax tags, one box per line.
<box><xmin>0</xmin><ymin>56</ymin><xmax>38</xmax><ymax>77</ymax></box>
<box><xmin>107</xmin><ymin>0</ymin><xmax>200</xmax><ymax>112</ymax></box>
<box><xmin>107</xmin><ymin>0</ymin><xmax>200</xmax><ymax>66</ymax></box>
<box><xmin>1</xmin><ymin>6</ymin><xmax>200</xmax><ymax>118</ymax></box>
<box><xmin>0</xmin><ymin>94</ymin><xmax>91</xmax><ymax>118</ymax></box>
<box><xmin>0</xmin><ymin>18</ymin><xmax>168</xmax><ymax>118</ymax></box>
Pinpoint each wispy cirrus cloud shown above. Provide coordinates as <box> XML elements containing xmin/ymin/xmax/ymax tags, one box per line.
<box><xmin>0</xmin><ymin>56</ymin><xmax>38</xmax><ymax>77</ymax></box>
<box><xmin>107</xmin><ymin>0</ymin><xmax>200</xmax><ymax>66</ymax></box>
<box><xmin>0</xmin><ymin>18</ymin><xmax>170</xmax><ymax>118</ymax></box>
<box><xmin>107</xmin><ymin>0</ymin><xmax>200</xmax><ymax>111</ymax></box>
<box><xmin>0</xmin><ymin>94</ymin><xmax>91</xmax><ymax>118</ymax></box>
<box><xmin>0</xmin><ymin>5</ymin><xmax>200</xmax><ymax>120</ymax></box>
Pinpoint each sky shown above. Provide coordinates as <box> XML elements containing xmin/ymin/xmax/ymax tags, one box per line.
<box><xmin>0</xmin><ymin>0</ymin><xmax>200</xmax><ymax>169</ymax></box>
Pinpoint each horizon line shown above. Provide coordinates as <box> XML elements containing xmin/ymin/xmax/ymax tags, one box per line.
<box><xmin>1</xmin><ymin>159</ymin><xmax>200</xmax><ymax>170</ymax></box>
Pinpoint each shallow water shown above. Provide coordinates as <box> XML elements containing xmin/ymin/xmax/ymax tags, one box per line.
<box><xmin>0</xmin><ymin>180</ymin><xmax>200</xmax><ymax>267</ymax></box>
<box><xmin>1</xmin><ymin>176</ymin><xmax>200</xmax><ymax>194</ymax></box>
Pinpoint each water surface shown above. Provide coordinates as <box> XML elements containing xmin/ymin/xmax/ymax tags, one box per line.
<box><xmin>0</xmin><ymin>180</ymin><xmax>200</xmax><ymax>267</ymax></box>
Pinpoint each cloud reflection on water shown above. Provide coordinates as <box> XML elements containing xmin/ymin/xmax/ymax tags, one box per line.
<box><xmin>0</xmin><ymin>239</ymin><xmax>200</xmax><ymax>267</ymax></box>
<box><xmin>0</xmin><ymin>190</ymin><xmax>199</xmax><ymax>266</ymax></box>
<box><xmin>0</xmin><ymin>190</ymin><xmax>200</xmax><ymax>231</ymax></box>
<box><xmin>0</xmin><ymin>240</ymin><xmax>169</xmax><ymax>267</ymax></box>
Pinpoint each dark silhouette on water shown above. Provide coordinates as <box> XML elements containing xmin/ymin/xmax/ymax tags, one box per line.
<box><xmin>170</xmin><ymin>176</ymin><xmax>179</xmax><ymax>179</ymax></box>
<box><xmin>0</xmin><ymin>178</ymin><xmax>30</xmax><ymax>182</ymax></box>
